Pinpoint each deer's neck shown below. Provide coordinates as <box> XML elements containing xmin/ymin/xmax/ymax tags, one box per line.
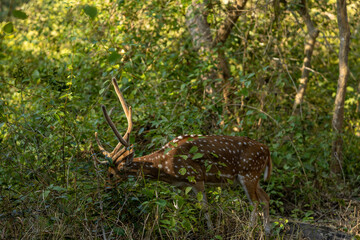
<box><xmin>123</xmin><ymin>149</ymin><xmax>173</xmax><ymax>180</ymax></box>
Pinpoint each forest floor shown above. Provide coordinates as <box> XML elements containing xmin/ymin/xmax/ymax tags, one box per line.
<box><xmin>277</xmin><ymin>197</ymin><xmax>360</xmax><ymax>239</ymax></box>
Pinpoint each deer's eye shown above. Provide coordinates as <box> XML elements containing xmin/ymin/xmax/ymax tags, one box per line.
<box><xmin>109</xmin><ymin>173</ymin><xmax>114</xmax><ymax>179</ymax></box>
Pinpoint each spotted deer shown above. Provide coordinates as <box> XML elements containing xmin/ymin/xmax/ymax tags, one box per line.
<box><xmin>95</xmin><ymin>78</ymin><xmax>272</xmax><ymax>234</ymax></box>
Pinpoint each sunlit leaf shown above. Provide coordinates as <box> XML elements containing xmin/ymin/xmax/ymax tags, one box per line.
<box><xmin>187</xmin><ymin>176</ymin><xmax>196</xmax><ymax>183</ymax></box>
<box><xmin>179</xmin><ymin>167</ymin><xmax>187</xmax><ymax>175</ymax></box>
<box><xmin>185</xmin><ymin>186</ymin><xmax>192</xmax><ymax>195</ymax></box>
<box><xmin>192</xmin><ymin>153</ymin><xmax>203</xmax><ymax>160</ymax></box>
<box><xmin>197</xmin><ymin>192</ymin><xmax>203</xmax><ymax>202</ymax></box>
<box><xmin>170</xmin><ymin>142</ymin><xmax>178</xmax><ymax>147</ymax></box>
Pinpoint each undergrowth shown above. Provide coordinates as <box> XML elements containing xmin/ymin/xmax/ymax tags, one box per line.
<box><xmin>1</xmin><ymin>0</ymin><xmax>360</xmax><ymax>239</ymax></box>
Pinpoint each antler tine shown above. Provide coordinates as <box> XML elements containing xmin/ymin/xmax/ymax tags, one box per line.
<box><xmin>94</xmin><ymin>132</ymin><xmax>112</xmax><ymax>164</ymax></box>
<box><xmin>112</xmin><ymin>78</ymin><xmax>129</xmax><ymax>115</ymax></box>
<box><xmin>112</xmin><ymin>78</ymin><xmax>133</xmax><ymax>142</ymax></box>
<box><xmin>123</xmin><ymin>106</ymin><xmax>132</xmax><ymax>142</ymax></box>
<box><xmin>101</xmin><ymin>105</ymin><xmax>130</xmax><ymax>147</ymax></box>
<box><xmin>111</xmin><ymin>142</ymin><xmax>125</xmax><ymax>156</ymax></box>
<box><xmin>112</xmin><ymin>147</ymin><xmax>127</xmax><ymax>163</ymax></box>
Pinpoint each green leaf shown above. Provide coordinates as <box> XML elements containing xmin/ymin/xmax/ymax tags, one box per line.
<box><xmin>185</xmin><ymin>186</ymin><xmax>192</xmax><ymax>195</ymax></box>
<box><xmin>179</xmin><ymin>155</ymin><xmax>188</xmax><ymax>160</ymax></box>
<box><xmin>170</xmin><ymin>142</ymin><xmax>178</xmax><ymax>147</ymax></box>
<box><xmin>189</xmin><ymin>146</ymin><xmax>198</xmax><ymax>154</ymax></box>
<box><xmin>99</xmin><ymin>88</ymin><xmax>105</xmax><ymax>95</ymax></box>
<box><xmin>192</xmin><ymin>153</ymin><xmax>203</xmax><ymax>160</ymax></box>
<box><xmin>226</xmin><ymin>179</ymin><xmax>234</xmax><ymax>184</ymax></box>
<box><xmin>43</xmin><ymin>190</ymin><xmax>50</xmax><ymax>199</ymax></box>
<box><xmin>187</xmin><ymin>176</ymin><xmax>196</xmax><ymax>183</ymax></box>
<box><xmin>179</xmin><ymin>167</ymin><xmax>187</xmax><ymax>175</ymax></box>
<box><xmin>155</xmin><ymin>199</ymin><xmax>167</xmax><ymax>207</ymax></box>
<box><xmin>246</xmin><ymin>110</ymin><xmax>254</xmax><ymax>115</ymax></box>
<box><xmin>197</xmin><ymin>192</ymin><xmax>203</xmax><ymax>202</ymax></box>
<box><xmin>210</xmin><ymin>152</ymin><xmax>218</xmax><ymax>158</ymax></box>
<box><xmin>164</xmin><ymin>148</ymin><xmax>172</xmax><ymax>154</ymax></box>
<box><xmin>83</xmin><ymin>5</ymin><xmax>98</xmax><ymax>19</ymax></box>
<box><xmin>160</xmin><ymin>219</ymin><xmax>171</xmax><ymax>225</ymax></box>
<box><xmin>259</xmin><ymin>113</ymin><xmax>267</xmax><ymax>119</ymax></box>
<box><xmin>3</xmin><ymin>22</ymin><xmax>14</xmax><ymax>33</ymax></box>
<box><xmin>31</xmin><ymin>70</ymin><xmax>40</xmax><ymax>79</ymax></box>
<box><xmin>205</xmin><ymin>164</ymin><xmax>212</xmax><ymax>172</ymax></box>
<box><xmin>50</xmin><ymin>185</ymin><xmax>67</xmax><ymax>192</ymax></box>
<box><xmin>54</xmin><ymin>113</ymin><xmax>60</xmax><ymax>121</ymax></box>
<box><xmin>246</xmin><ymin>72</ymin><xmax>255</xmax><ymax>79</ymax></box>
<box><xmin>182</xmin><ymin>219</ymin><xmax>192</xmax><ymax>231</ymax></box>
<box><xmin>218</xmin><ymin>162</ymin><xmax>227</xmax><ymax>167</ymax></box>
<box><xmin>138</xmin><ymin>127</ymin><xmax>144</xmax><ymax>135</ymax></box>
<box><xmin>13</xmin><ymin>10</ymin><xmax>28</xmax><ymax>19</ymax></box>
<box><xmin>108</xmin><ymin>52</ymin><xmax>121</xmax><ymax>64</ymax></box>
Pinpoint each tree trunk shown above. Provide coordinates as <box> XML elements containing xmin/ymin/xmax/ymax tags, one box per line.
<box><xmin>331</xmin><ymin>0</ymin><xmax>350</xmax><ymax>174</ymax></box>
<box><xmin>186</xmin><ymin>0</ymin><xmax>248</xmax><ymax>112</ymax></box>
<box><xmin>185</xmin><ymin>1</ymin><xmax>212</xmax><ymax>52</ymax></box>
<box><xmin>356</xmin><ymin>79</ymin><xmax>360</xmax><ymax>114</ymax></box>
<box><xmin>186</xmin><ymin>0</ymin><xmax>220</xmax><ymax>100</ymax></box>
<box><xmin>292</xmin><ymin>0</ymin><xmax>319</xmax><ymax>115</ymax></box>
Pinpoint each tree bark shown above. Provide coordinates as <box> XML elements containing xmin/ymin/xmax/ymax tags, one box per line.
<box><xmin>214</xmin><ymin>0</ymin><xmax>248</xmax><ymax>112</ymax></box>
<box><xmin>331</xmin><ymin>0</ymin><xmax>350</xmax><ymax>174</ymax></box>
<box><xmin>186</xmin><ymin>0</ymin><xmax>219</xmax><ymax>99</ymax></box>
<box><xmin>186</xmin><ymin>1</ymin><xmax>212</xmax><ymax>52</ymax></box>
<box><xmin>356</xmin><ymin>79</ymin><xmax>360</xmax><ymax>114</ymax></box>
<box><xmin>292</xmin><ymin>0</ymin><xmax>319</xmax><ymax>115</ymax></box>
<box><xmin>186</xmin><ymin>0</ymin><xmax>248</xmax><ymax>111</ymax></box>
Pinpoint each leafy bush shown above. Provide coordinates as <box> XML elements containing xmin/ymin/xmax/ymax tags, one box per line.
<box><xmin>1</xmin><ymin>0</ymin><xmax>359</xmax><ymax>238</ymax></box>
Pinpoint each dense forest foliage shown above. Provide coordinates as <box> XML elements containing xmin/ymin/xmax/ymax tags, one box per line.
<box><xmin>1</xmin><ymin>0</ymin><xmax>359</xmax><ymax>239</ymax></box>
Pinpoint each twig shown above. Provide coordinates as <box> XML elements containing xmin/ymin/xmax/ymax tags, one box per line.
<box><xmin>229</xmin><ymin>103</ymin><xmax>279</xmax><ymax>126</ymax></box>
<box><xmin>288</xmin><ymin>140</ymin><xmax>309</xmax><ymax>183</ymax></box>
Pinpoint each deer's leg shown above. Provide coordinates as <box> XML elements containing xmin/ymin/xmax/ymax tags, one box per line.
<box><xmin>192</xmin><ymin>181</ymin><xmax>213</xmax><ymax>230</ymax></box>
<box><xmin>237</xmin><ymin>175</ymin><xmax>259</xmax><ymax>228</ymax></box>
<box><xmin>257</xmin><ymin>184</ymin><xmax>271</xmax><ymax>235</ymax></box>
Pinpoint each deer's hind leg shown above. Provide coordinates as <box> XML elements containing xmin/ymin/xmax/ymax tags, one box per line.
<box><xmin>192</xmin><ymin>181</ymin><xmax>214</xmax><ymax>231</ymax></box>
<box><xmin>257</xmin><ymin>184</ymin><xmax>271</xmax><ymax>235</ymax></box>
<box><xmin>237</xmin><ymin>175</ymin><xmax>260</xmax><ymax>228</ymax></box>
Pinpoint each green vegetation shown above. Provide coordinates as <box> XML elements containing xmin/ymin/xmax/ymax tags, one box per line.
<box><xmin>1</xmin><ymin>0</ymin><xmax>359</xmax><ymax>239</ymax></box>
